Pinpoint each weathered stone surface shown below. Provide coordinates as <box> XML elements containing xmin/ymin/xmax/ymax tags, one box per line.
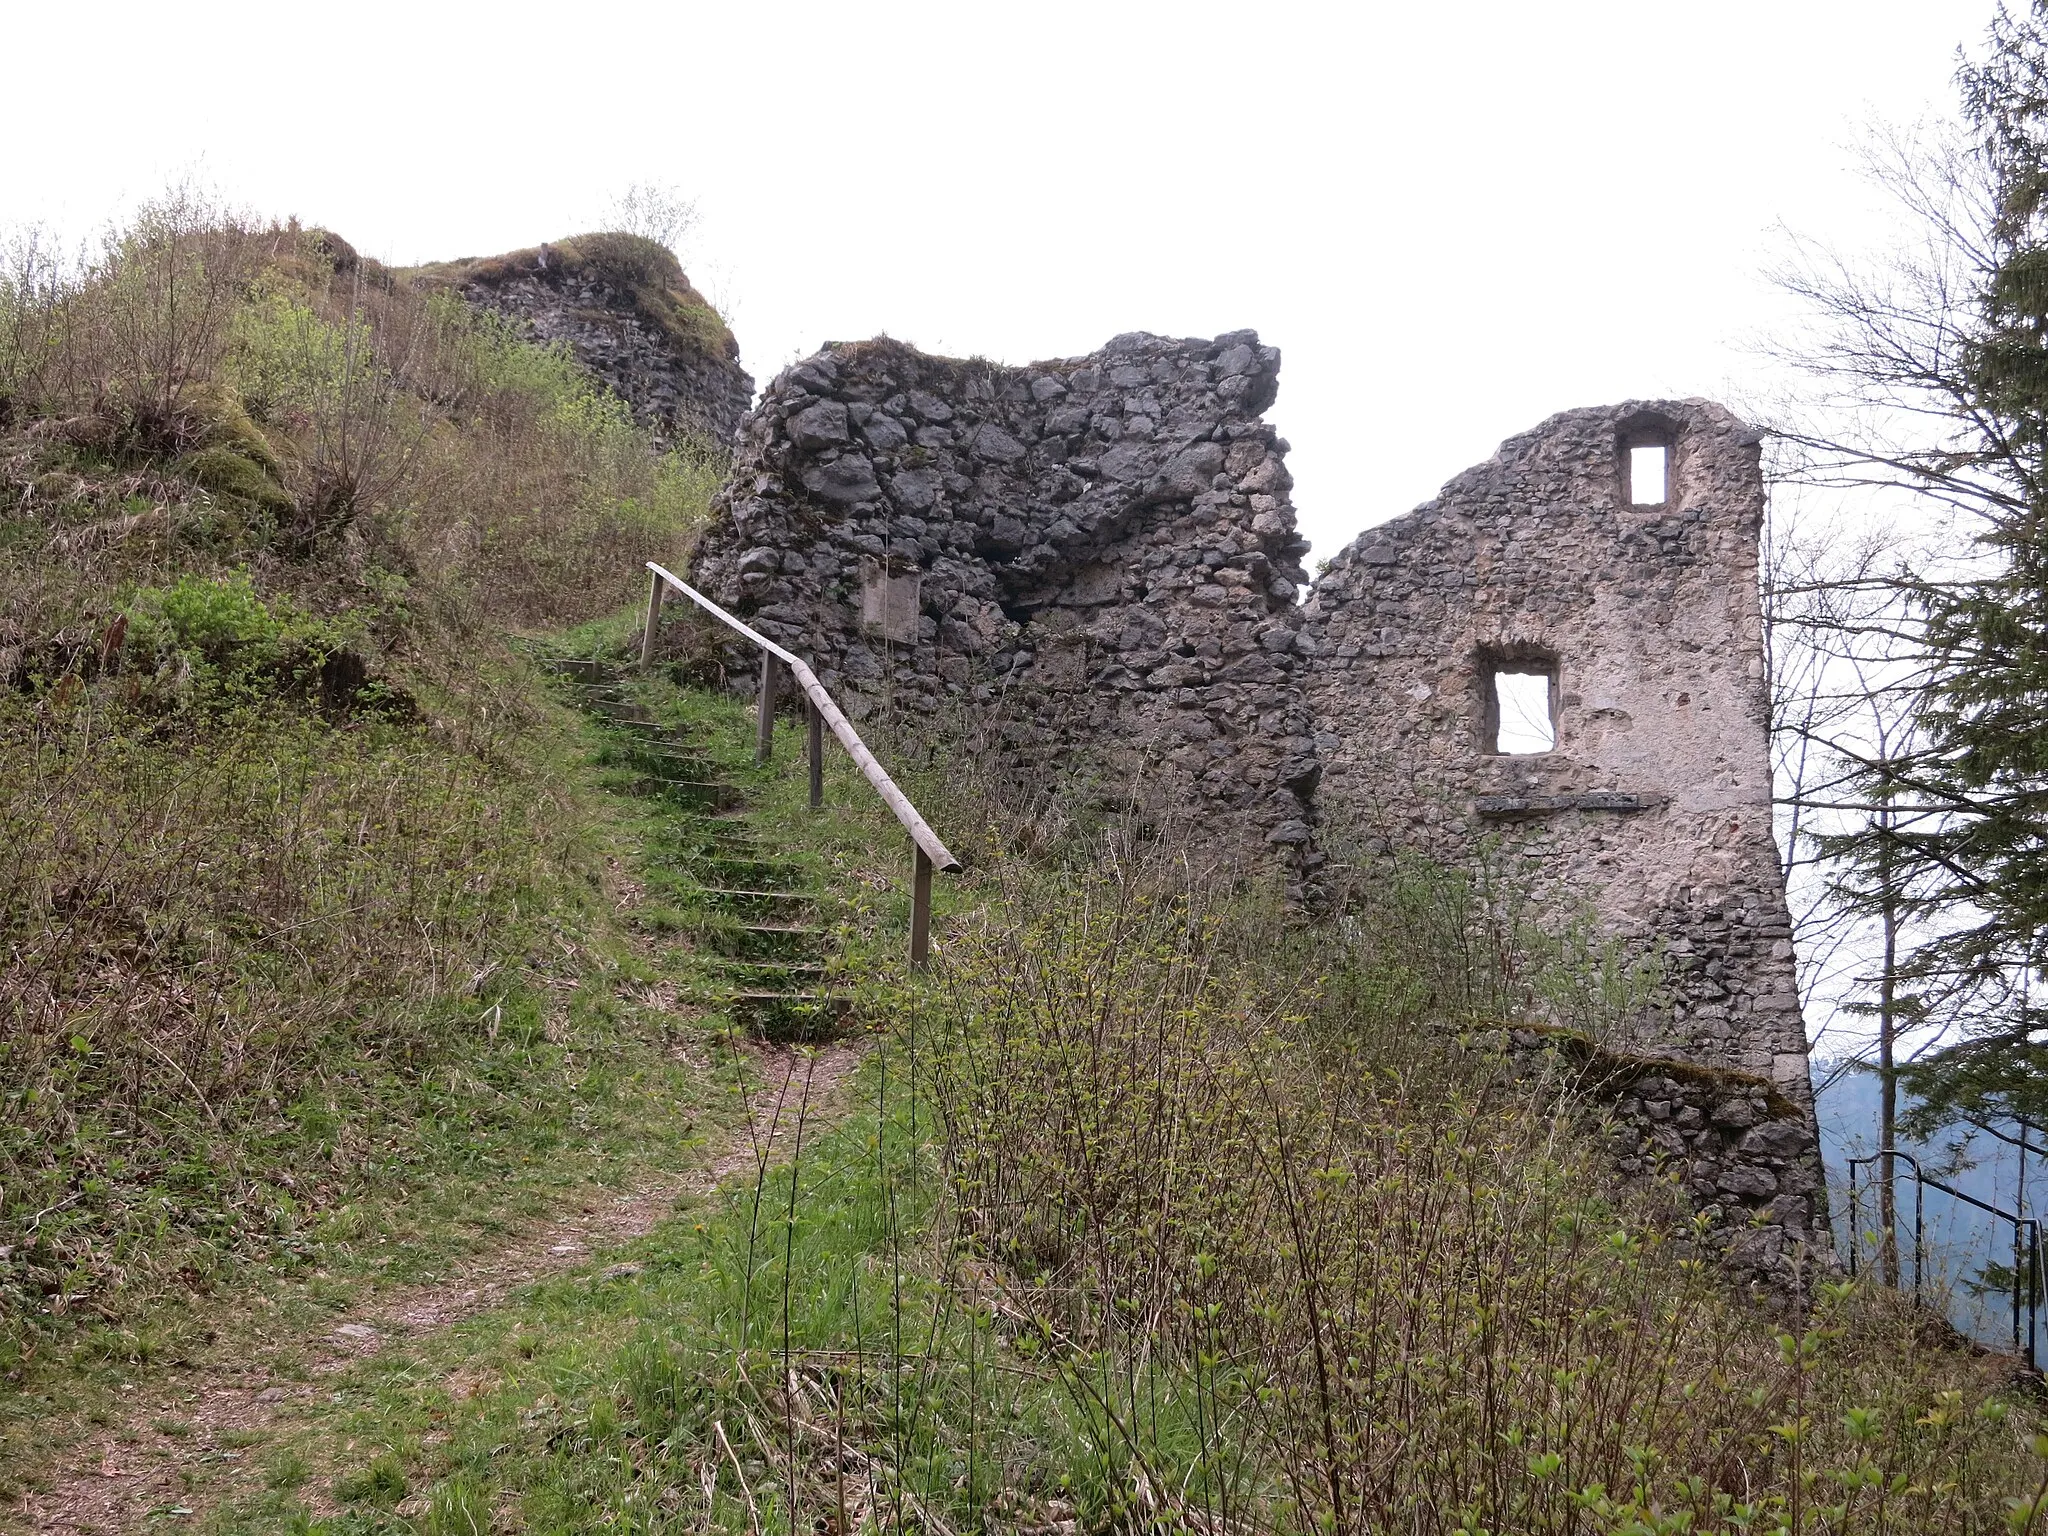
<box><xmin>1500</xmin><ymin>1028</ymin><xmax>1831</xmax><ymax>1304</ymax></box>
<box><xmin>435</xmin><ymin>236</ymin><xmax>755</xmax><ymax>447</ymax></box>
<box><xmin>681</xmin><ymin>353</ymin><xmax>1826</xmax><ymax>1288</ymax></box>
<box><xmin>688</xmin><ymin>330</ymin><xmax>1316</xmax><ymax>881</ymax></box>
<box><xmin>1302</xmin><ymin>402</ymin><xmax>1803</xmax><ymax>1082</ymax></box>
<box><xmin>1301</xmin><ymin>400</ymin><xmax>1827</xmax><ymax>1288</ymax></box>
<box><xmin>789</xmin><ymin>400</ymin><xmax>851</xmax><ymax>450</ymax></box>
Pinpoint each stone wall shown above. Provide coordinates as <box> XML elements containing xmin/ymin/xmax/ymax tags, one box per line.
<box><xmin>686</xmin><ymin>331</ymin><xmax>1320</xmax><ymax>883</ymax></box>
<box><xmin>427</xmin><ymin>234</ymin><xmax>754</xmax><ymax>448</ymax></box>
<box><xmin>682</xmin><ymin>349</ymin><xmax>1826</xmax><ymax>1262</ymax></box>
<box><xmin>1298</xmin><ymin>401</ymin><xmax>1808</xmax><ymax>1099</ymax></box>
<box><xmin>1495</xmin><ymin>1027</ymin><xmax>1831</xmax><ymax>1303</ymax></box>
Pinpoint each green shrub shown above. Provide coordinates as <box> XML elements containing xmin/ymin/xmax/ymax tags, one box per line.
<box><xmin>224</xmin><ymin>285</ymin><xmax>365</xmax><ymax>426</ymax></box>
<box><xmin>120</xmin><ymin>568</ymin><xmax>364</xmax><ymax>707</ymax></box>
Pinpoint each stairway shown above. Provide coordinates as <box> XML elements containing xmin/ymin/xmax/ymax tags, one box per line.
<box><xmin>545</xmin><ymin>657</ymin><xmax>850</xmax><ymax>1041</ymax></box>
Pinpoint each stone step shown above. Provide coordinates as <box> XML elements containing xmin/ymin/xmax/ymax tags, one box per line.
<box><xmin>543</xmin><ymin>658</ymin><xmax>623</xmax><ymax>683</ymax></box>
<box><xmin>678</xmin><ymin>853</ymin><xmax>811</xmax><ymax>889</ymax></box>
<box><xmin>725</xmin><ymin>989</ymin><xmax>852</xmax><ymax>1042</ymax></box>
<box><xmin>634</xmin><ymin>777</ymin><xmax>740</xmax><ymax>800</ymax></box>
<box><xmin>698</xmin><ymin>920</ymin><xmax>831</xmax><ymax>961</ymax></box>
<box><xmin>598</xmin><ymin>775</ymin><xmax>741</xmax><ymax>812</ymax></box>
<box><xmin>595</xmin><ymin>711</ymin><xmax>665</xmax><ymax>733</ymax></box>
<box><xmin>667</xmin><ymin>830</ymin><xmax>767</xmax><ymax>857</ymax></box>
<box><xmin>702</xmin><ymin>959</ymin><xmax>830</xmax><ymax>987</ymax></box>
<box><xmin>696</xmin><ymin>887</ymin><xmax>825</xmax><ymax>919</ymax></box>
<box><xmin>595</xmin><ymin>741</ymin><xmax>717</xmax><ymax>767</ymax></box>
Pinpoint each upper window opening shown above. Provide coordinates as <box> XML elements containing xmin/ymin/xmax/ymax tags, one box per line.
<box><xmin>1493</xmin><ymin>670</ymin><xmax>1555</xmax><ymax>755</ymax></box>
<box><xmin>1629</xmin><ymin>444</ymin><xmax>1668</xmax><ymax>506</ymax></box>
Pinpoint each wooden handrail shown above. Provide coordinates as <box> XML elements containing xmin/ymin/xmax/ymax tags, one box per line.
<box><xmin>640</xmin><ymin>562</ymin><xmax>960</xmax><ymax>965</ymax></box>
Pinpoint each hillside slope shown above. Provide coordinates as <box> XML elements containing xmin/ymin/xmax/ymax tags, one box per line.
<box><xmin>5</xmin><ymin>196</ymin><xmax>2048</xmax><ymax>1535</ymax></box>
<box><xmin>0</xmin><ymin>196</ymin><xmax>727</xmax><ymax>1419</ymax></box>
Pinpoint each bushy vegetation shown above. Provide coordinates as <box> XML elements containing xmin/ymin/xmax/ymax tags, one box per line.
<box><xmin>912</xmin><ymin>863</ymin><xmax>2043</xmax><ymax>1533</ymax></box>
<box><xmin>205</xmin><ymin>727</ymin><xmax>2048</xmax><ymax>1535</ymax></box>
<box><xmin>0</xmin><ymin>188</ymin><xmax>723</xmax><ymax>1362</ymax></box>
<box><xmin>1</xmin><ymin>187</ymin><xmax>2040</xmax><ymax>1534</ymax></box>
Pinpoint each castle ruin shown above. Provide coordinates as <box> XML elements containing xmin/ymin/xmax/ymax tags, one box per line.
<box><xmin>683</xmin><ymin>331</ymin><xmax>1829</xmax><ymax>1295</ymax></box>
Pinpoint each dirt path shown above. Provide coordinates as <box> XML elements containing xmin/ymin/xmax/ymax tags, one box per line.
<box><xmin>11</xmin><ymin>1041</ymin><xmax>865</xmax><ymax>1535</ymax></box>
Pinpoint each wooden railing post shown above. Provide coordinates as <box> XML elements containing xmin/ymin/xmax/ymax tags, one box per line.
<box><xmin>755</xmin><ymin>652</ymin><xmax>780</xmax><ymax>763</ymax></box>
<box><xmin>909</xmin><ymin>844</ymin><xmax>934</xmax><ymax>969</ymax></box>
<box><xmin>807</xmin><ymin>703</ymin><xmax>824</xmax><ymax>810</ymax></box>
<box><xmin>641</xmin><ymin>562</ymin><xmax>960</xmax><ymax>883</ymax></box>
<box><xmin>640</xmin><ymin>569</ymin><xmax>665</xmax><ymax>673</ymax></box>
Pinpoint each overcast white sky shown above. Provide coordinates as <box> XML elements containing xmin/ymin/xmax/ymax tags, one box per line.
<box><xmin>0</xmin><ymin>0</ymin><xmax>1999</xmax><ymax>565</ymax></box>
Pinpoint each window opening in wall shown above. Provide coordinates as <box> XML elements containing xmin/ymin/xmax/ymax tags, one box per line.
<box><xmin>1629</xmin><ymin>443</ymin><xmax>1668</xmax><ymax>506</ymax></box>
<box><xmin>1493</xmin><ymin>670</ymin><xmax>1555</xmax><ymax>754</ymax></box>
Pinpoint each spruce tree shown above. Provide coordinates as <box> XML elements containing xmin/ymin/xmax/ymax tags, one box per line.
<box><xmin>1871</xmin><ymin>0</ymin><xmax>2048</xmax><ymax>1126</ymax></box>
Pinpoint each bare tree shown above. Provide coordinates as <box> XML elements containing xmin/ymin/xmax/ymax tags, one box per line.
<box><xmin>599</xmin><ymin>182</ymin><xmax>701</xmax><ymax>259</ymax></box>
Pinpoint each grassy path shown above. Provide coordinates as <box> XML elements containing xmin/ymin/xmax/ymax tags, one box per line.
<box><xmin>5</xmin><ymin>661</ymin><xmax>913</xmax><ymax>1533</ymax></box>
<box><xmin>15</xmin><ymin>1044</ymin><xmax>861</xmax><ymax>1534</ymax></box>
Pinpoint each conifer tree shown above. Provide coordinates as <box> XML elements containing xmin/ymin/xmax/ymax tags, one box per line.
<box><xmin>1828</xmin><ymin>0</ymin><xmax>2048</xmax><ymax>1127</ymax></box>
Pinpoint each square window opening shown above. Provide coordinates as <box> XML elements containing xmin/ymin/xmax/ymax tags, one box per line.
<box><xmin>1493</xmin><ymin>670</ymin><xmax>1555</xmax><ymax>755</ymax></box>
<box><xmin>1629</xmin><ymin>443</ymin><xmax>1668</xmax><ymax>506</ymax></box>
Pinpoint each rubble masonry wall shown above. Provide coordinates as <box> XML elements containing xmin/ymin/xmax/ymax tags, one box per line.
<box><xmin>689</xmin><ymin>332</ymin><xmax>1321</xmax><ymax>885</ymax></box>
<box><xmin>684</xmin><ymin>353</ymin><xmax>1830</xmax><ymax>1290</ymax></box>
<box><xmin>1299</xmin><ymin>400</ymin><xmax>1808</xmax><ymax>1094</ymax></box>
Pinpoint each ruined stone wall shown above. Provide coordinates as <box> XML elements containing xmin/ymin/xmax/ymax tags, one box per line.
<box><xmin>1298</xmin><ymin>401</ymin><xmax>1807</xmax><ymax>1098</ymax></box>
<box><xmin>685</xmin><ymin>352</ymin><xmax>1827</xmax><ymax>1280</ymax></box>
<box><xmin>443</xmin><ymin>240</ymin><xmax>754</xmax><ymax>447</ymax></box>
<box><xmin>688</xmin><ymin>331</ymin><xmax>1320</xmax><ymax>882</ymax></box>
<box><xmin>1493</xmin><ymin>1028</ymin><xmax>1831</xmax><ymax>1301</ymax></box>
<box><xmin>693</xmin><ymin>370</ymin><xmax>1808</xmax><ymax>1090</ymax></box>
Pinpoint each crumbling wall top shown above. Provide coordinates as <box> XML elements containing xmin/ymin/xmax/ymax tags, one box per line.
<box><xmin>412</xmin><ymin>232</ymin><xmax>754</xmax><ymax>448</ymax></box>
<box><xmin>684</xmin><ymin>329</ymin><xmax>1322</xmax><ymax>882</ymax></box>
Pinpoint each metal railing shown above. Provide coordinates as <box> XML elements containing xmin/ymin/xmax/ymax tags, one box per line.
<box><xmin>1847</xmin><ymin>1149</ymin><xmax>2042</xmax><ymax>1369</ymax></box>
<box><xmin>639</xmin><ymin>562</ymin><xmax>960</xmax><ymax>966</ymax></box>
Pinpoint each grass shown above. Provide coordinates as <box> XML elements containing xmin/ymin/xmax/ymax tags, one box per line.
<box><xmin>0</xmin><ymin>191</ymin><xmax>739</xmax><ymax>1503</ymax></box>
<box><xmin>0</xmin><ymin>640</ymin><xmax>953</xmax><ymax>1514</ymax></box>
<box><xmin>7</xmin><ymin>191</ymin><xmax>2048</xmax><ymax>1536</ymax></box>
<box><xmin>145</xmin><ymin>727</ymin><xmax>2048</xmax><ymax>1535</ymax></box>
<box><xmin>0</xmin><ymin>675</ymin><xmax>746</xmax><ymax>1497</ymax></box>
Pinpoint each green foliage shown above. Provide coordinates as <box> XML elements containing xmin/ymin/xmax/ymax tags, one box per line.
<box><xmin>0</xmin><ymin>199</ymin><xmax>727</xmax><ymax>1411</ymax></box>
<box><xmin>3</xmin><ymin>205</ymin><xmax>721</xmax><ymax>629</ymax></box>
<box><xmin>1811</xmin><ymin>3</ymin><xmax>2048</xmax><ymax>1126</ymax></box>
<box><xmin>121</xmin><ymin>568</ymin><xmax>355</xmax><ymax>700</ymax></box>
<box><xmin>95</xmin><ymin>566</ymin><xmax>413</xmax><ymax>721</ymax></box>
<box><xmin>0</xmin><ymin>195</ymin><xmax>733</xmax><ymax>1505</ymax></box>
<box><xmin>224</xmin><ymin>284</ymin><xmax>368</xmax><ymax>426</ymax></box>
<box><xmin>197</xmin><ymin>741</ymin><xmax>2046</xmax><ymax>1533</ymax></box>
<box><xmin>1324</xmin><ymin>845</ymin><xmax>1667</xmax><ymax>1041</ymax></box>
<box><xmin>0</xmin><ymin>688</ymin><xmax>587</xmax><ymax>1358</ymax></box>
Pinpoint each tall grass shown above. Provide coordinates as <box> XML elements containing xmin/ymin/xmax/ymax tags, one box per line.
<box><xmin>913</xmin><ymin>861</ymin><xmax>2042</xmax><ymax>1533</ymax></box>
<box><xmin>360</xmin><ymin>819</ymin><xmax>2047</xmax><ymax>1535</ymax></box>
<box><xmin>0</xmin><ymin>692</ymin><xmax>583</xmax><ymax>1353</ymax></box>
<box><xmin>0</xmin><ymin>190</ymin><xmax>725</xmax><ymax>1350</ymax></box>
<box><xmin>0</xmin><ymin>189</ymin><xmax>720</xmax><ymax>636</ymax></box>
